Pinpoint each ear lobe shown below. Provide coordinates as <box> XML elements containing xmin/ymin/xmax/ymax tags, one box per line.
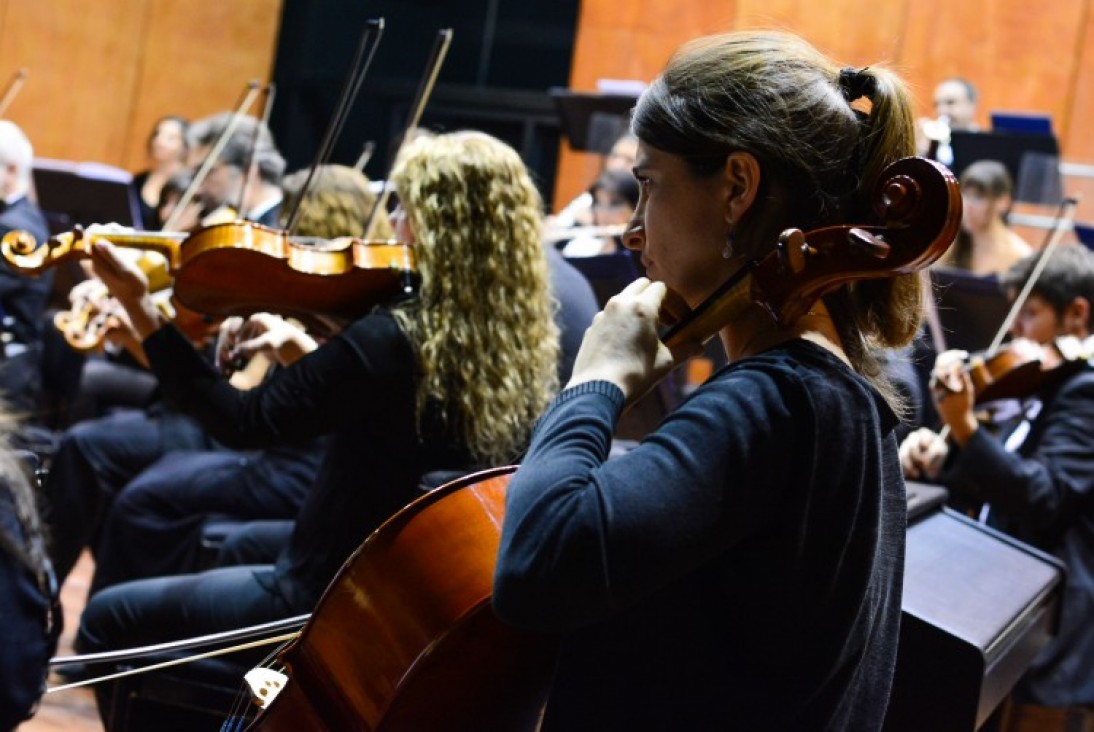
<box><xmin>1067</xmin><ymin>296</ymin><xmax>1090</xmax><ymax>335</ymax></box>
<box><xmin>722</xmin><ymin>152</ymin><xmax>761</xmax><ymax>226</ymax></box>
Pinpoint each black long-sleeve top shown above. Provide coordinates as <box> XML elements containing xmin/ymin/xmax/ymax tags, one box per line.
<box><xmin>942</xmin><ymin>366</ymin><xmax>1094</xmax><ymax>707</ymax></box>
<box><xmin>143</xmin><ymin>308</ymin><xmax>472</xmax><ymax>609</ymax></box>
<box><xmin>495</xmin><ymin>340</ymin><xmax>906</xmax><ymax>730</ymax></box>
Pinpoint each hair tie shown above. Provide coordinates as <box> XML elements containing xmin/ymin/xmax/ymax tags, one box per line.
<box><xmin>838</xmin><ymin>66</ymin><xmax>876</xmax><ymax>103</ymax></box>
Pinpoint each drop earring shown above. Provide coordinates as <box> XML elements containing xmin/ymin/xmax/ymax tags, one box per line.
<box><xmin>722</xmin><ymin>227</ymin><xmax>735</xmax><ymax>259</ymax></box>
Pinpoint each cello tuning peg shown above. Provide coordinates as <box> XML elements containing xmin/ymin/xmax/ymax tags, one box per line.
<box><xmin>847</xmin><ymin>228</ymin><xmax>891</xmax><ymax>259</ymax></box>
<box><xmin>777</xmin><ymin>228</ymin><xmax>810</xmax><ymax>274</ymax></box>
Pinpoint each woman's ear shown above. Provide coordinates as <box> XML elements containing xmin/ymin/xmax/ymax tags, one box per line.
<box><xmin>722</xmin><ymin>151</ymin><xmax>761</xmax><ymax>226</ymax></box>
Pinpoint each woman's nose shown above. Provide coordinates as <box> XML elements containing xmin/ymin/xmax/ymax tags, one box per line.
<box><xmin>622</xmin><ymin>219</ymin><xmax>644</xmax><ymax>251</ymax></box>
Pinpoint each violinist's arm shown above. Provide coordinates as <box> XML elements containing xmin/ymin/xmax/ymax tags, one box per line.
<box><xmin>217</xmin><ymin>314</ymin><xmax>318</xmax><ymax>371</ymax></box>
<box><xmin>898</xmin><ymin>427</ymin><xmax>948</xmax><ymax>480</ymax></box>
<box><xmin>930</xmin><ymin>352</ymin><xmax>980</xmax><ymax>445</ymax></box>
<box><xmin>943</xmin><ymin>373</ymin><xmax>1094</xmax><ymax>527</ymax></box>
<box><xmin>102</xmin><ymin>306</ymin><xmax>151</xmax><ymax>369</ymax></box>
<box><xmin>87</xmin><ymin>240</ymin><xmax>166</xmax><ymax>339</ymax></box>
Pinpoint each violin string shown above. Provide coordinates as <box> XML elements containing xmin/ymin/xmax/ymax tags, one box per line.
<box><xmin>284</xmin><ymin>18</ymin><xmax>385</xmax><ymax>236</ymax></box>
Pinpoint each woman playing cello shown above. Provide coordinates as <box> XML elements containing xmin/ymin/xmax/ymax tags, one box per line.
<box><xmin>494</xmin><ymin>31</ymin><xmax>926</xmax><ymax>728</ymax></box>
<box><xmin>78</xmin><ymin>130</ymin><xmax>560</xmax><ymax>723</ymax></box>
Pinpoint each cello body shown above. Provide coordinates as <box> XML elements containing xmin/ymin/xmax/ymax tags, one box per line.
<box><xmin>246</xmin><ymin>466</ymin><xmax>555</xmax><ymax>731</ymax></box>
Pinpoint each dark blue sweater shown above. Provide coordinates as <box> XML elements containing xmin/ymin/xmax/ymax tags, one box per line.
<box><xmin>495</xmin><ymin>339</ymin><xmax>905</xmax><ymax>730</ymax></box>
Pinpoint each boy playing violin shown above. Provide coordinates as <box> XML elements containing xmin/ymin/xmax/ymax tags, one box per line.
<box><xmin>900</xmin><ymin>244</ymin><xmax>1094</xmax><ymax>729</ymax></box>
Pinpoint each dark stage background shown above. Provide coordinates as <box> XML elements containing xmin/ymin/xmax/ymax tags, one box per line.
<box><xmin>269</xmin><ymin>0</ymin><xmax>580</xmax><ymax>209</ymax></box>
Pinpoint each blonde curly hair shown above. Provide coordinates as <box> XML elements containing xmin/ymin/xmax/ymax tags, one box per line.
<box><xmin>390</xmin><ymin>131</ymin><xmax>559</xmax><ymax>465</ymax></box>
<box><xmin>279</xmin><ymin>164</ymin><xmax>394</xmax><ymax>240</ymax></box>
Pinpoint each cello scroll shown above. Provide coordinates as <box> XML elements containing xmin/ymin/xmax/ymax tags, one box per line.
<box><xmin>662</xmin><ymin>156</ymin><xmax>961</xmax><ymax>354</ymax></box>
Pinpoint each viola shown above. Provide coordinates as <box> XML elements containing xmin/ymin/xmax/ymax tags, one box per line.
<box><xmin>1</xmin><ymin>221</ymin><xmax>418</xmax><ymax>336</ymax></box>
<box><xmin>243</xmin><ymin>466</ymin><xmax>556</xmax><ymax>731</ymax></box>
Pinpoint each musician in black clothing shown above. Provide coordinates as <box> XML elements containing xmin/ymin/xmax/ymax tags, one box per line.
<box><xmin>901</xmin><ymin>245</ymin><xmax>1094</xmax><ymax>728</ymax></box>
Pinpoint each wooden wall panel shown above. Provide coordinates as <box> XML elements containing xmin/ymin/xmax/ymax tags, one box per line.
<box><xmin>0</xmin><ymin>0</ymin><xmax>146</xmax><ymax>164</ymax></box>
<box><xmin>122</xmin><ymin>0</ymin><xmax>282</xmax><ymax>170</ymax></box>
<box><xmin>556</xmin><ymin>0</ymin><xmax>735</xmax><ymax>207</ymax></box>
<box><xmin>0</xmin><ymin>0</ymin><xmax>280</xmax><ymax>174</ymax></box>
<box><xmin>559</xmin><ymin>0</ymin><xmax>1094</xmax><ymax>225</ymax></box>
<box><xmin>897</xmin><ymin>0</ymin><xmax>1085</xmax><ymax>126</ymax></box>
<box><xmin>1065</xmin><ymin>2</ymin><xmax>1094</xmax><ymax>161</ymax></box>
<box><xmin>732</xmin><ymin>0</ymin><xmax>908</xmax><ymax>66</ymax></box>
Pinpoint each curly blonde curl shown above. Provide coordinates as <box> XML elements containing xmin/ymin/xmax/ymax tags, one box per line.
<box><xmin>390</xmin><ymin>131</ymin><xmax>559</xmax><ymax>465</ymax></box>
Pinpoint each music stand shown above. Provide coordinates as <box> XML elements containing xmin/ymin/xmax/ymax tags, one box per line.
<box><xmin>32</xmin><ymin>158</ymin><xmax>140</xmax><ymax>235</ymax></box>
<box><xmin>548</xmin><ymin>88</ymin><xmax>638</xmax><ymax>154</ymax></box>
<box><xmin>929</xmin><ymin>267</ymin><xmax>1011</xmax><ymax>353</ymax></box>
<box><xmin>948</xmin><ymin>130</ymin><xmax>1062</xmax><ymax>204</ymax></box>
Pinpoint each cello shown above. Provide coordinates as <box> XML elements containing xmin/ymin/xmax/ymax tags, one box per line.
<box><xmin>237</xmin><ymin>154</ymin><xmax>961</xmax><ymax>730</ymax></box>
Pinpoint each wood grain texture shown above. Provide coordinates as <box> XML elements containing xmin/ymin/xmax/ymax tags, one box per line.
<box><xmin>558</xmin><ymin>0</ymin><xmax>1094</xmax><ymax>225</ymax></box>
<box><xmin>0</xmin><ymin>0</ymin><xmax>280</xmax><ymax>173</ymax></box>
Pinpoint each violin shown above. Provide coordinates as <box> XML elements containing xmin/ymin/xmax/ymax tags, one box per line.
<box><xmin>1</xmin><ymin>221</ymin><xmax>418</xmax><ymax>336</ymax></box>
<box><xmin>930</xmin><ymin>196</ymin><xmax>1082</xmax><ymax>412</ymax></box>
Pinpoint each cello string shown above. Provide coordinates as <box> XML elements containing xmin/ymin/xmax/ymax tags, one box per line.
<box><xmin>221</xmin><ymin>635</ymin><xmax>295</xmax><ymax>727</ymax></box>
<box><xmin>283</xmin><ymin>18</ymin><xmax>385</xmax><ymax>235</ymax></box>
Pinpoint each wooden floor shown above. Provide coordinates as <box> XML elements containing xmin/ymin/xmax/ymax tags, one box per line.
<box><xmin>20</xmin><ymin>551</ymin><xmax>105</xmax><ymax>732</ymax></box>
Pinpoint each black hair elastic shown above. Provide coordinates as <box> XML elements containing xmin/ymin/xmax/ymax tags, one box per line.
<box><xmin>838</xmin><ymin>66</ymin><xmax>876</xmax><ymax>103</ymax></box>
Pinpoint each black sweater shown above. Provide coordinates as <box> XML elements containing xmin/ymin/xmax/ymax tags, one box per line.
<box><xmin>144</xmin><ymin>308</ymin><xmax>471</xmax><ymax>609</ymax></box>
<box><xmin>495</xmin><ymin>340</ymin><xmax>905</xmax><ymax>730</ymax></box>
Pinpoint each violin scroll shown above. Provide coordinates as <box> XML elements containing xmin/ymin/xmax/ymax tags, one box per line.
<box><xmin>1</xmin><ymin>228</ymin><xmax>77</xmax><ymax>274</ymax></box>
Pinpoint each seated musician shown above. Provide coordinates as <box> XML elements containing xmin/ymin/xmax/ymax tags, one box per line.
<box><xmin>557</xmin><ymin>168</ymin><xmax>640</xmax><ymax>257</ymax></box>
<box><xmin>75</xmin><ymin>164</ymin><xmax>396</xmax><ymax>597</ymax></box>
<box><xmin>0</xmin><ymin>400</ymin><xmax>59</xmax><ymax>729</ymax></box>
<box><xmin>130</xmin><ymin>115</ymin><xmax>189</xmax><ymax>229</ymax></box>
<box><xmin>493</xmin><ymin>31</ymin><xmax>925</xmax><ymax>728</ymax></box>
<box><xmin>938</xmin><ymin>159</ymin><xmax>1032</xmax><ymax>276</ymax></box>
<box><xmin>79</xmin><ymin>130</ymin><xmax>561</xmax><ymax>724</ymax></box>
<box><xmin>185</xmin><ymin>111</ymin><xmax>285</xmax><ymax>227</ymax></box>
<box><xmin>900</xmin><ymin>244</ymin><xmax>1094</xmax><ymax>730</ymax></box>
<box><xmin>0</xmin><ymin>121</ymin><xmax>52</xmax><ymax>414</ymax></box>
